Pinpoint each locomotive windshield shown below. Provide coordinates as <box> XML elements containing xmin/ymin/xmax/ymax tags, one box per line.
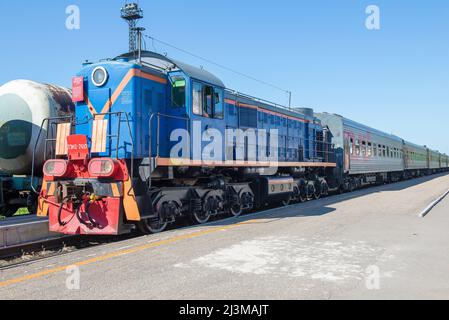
<box><xmin>171</xmin><ymin>77</ymin><xmax>186</xmax><ymax>108</ymax></box>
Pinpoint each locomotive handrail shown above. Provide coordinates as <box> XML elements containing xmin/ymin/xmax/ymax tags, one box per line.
<box><xmin>31</xmin><ymin>115</ymin><xmax>74</xmax><ymax>194</ymax></box>
<box><xmin>31</xmin><ymin>112</ymin><xmax>136</xmax><ymax>195</ymax></box>
<box><xmin>93</xmin><ymin>112</ymin><xmax>135</xmax><ymax>183</ymax></box>
<box><xmin>148</xmin><ymin>112</ymin><xmax>190</xmax><ymax>189</ymax></box>
<box><xmin>226</xmin><ymin>88</ymin><xmax>311</xmax><ymax>117</ymax></box>
<box><xmin>226</xmin><ymin>89</ymin><xmax>288</xmax><ymax>111</ymax></box>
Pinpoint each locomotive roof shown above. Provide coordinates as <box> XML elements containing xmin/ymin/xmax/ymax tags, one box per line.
<box><xmin>116</xmin><ymin>51</ymin><xmax>317</xmax><ymax>122</ymax></box>
<box><xmin>105</xmin><ymin>53</ymin><xmax>446</xmax><ymax>159</ymax></box>
<box><xmin>115</xmin><ymin>51</ymin><xmax>226</xmax><ymax>88</ymax></box>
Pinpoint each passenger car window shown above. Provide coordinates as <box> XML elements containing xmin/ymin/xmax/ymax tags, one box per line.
<box><xmin>355</xmin><ymin>140</ymin><xmax>360</xmax><ymax>155</ymax></box>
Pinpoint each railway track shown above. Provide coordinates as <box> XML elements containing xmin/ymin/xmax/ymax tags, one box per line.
<box><xmin>1</xmin><ymin>172</ymin><xmax>448</xmax><ymax>271</ymax></box>
<box><xmin>0</xmin><ymin>234</ymin><xmax>138</xmax><ymax>270</ymax></box>
<box><xmin>0</xmin><ymin>216</ymin><xmax>199</xmax><ymax>270</ymax></box>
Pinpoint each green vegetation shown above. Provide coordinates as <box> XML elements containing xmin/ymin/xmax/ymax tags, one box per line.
<box><xmin>0</xmin><ymin>207</ymin><xmax>29</xmax><ymax>219</ymax></box>
<box><xmin>15</xmin><ymin>208</ymin><xmax>29</xmax><ymax>216</ymax></box>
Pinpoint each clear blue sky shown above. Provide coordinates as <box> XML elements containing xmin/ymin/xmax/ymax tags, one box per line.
<box><xmin>0</xmin><ymin>0</ymin><xmax>448</xmax><ymax>153</ymax></box>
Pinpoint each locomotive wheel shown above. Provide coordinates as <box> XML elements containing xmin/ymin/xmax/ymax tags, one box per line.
<box><xmin>282</xmin><ymin>195</ymin><xmax>292</xmax><ymax>207</ymax></box>
<box><xmin>240</xmin><ymin>190</ymin><xmax>255</xmax><ymax>213</ymax></box>
<box><xmin>138</xmin><ymin>195</ymin><xmax>181</xmax><ymax>234</ymax></box>
<box><xmin>230</xmin><ymin>202</ymin><xmax>243</xmax><ymax>217</ymax></box>
<box><xmin>349</xmin><ymin>181</ymin><xmax>355</xmax><ymax>192</ymax></box>
<box><xmin>298</xmin><ymin>188</ymin><xmax>307</xmax><ymax>203</ymax></box>
<box><xmin>228</xmin><ymin>189</ymin><xmax>243</xmax><ymax>217</ymax></box>
<box><xmin>192</xmin><ymin>211</ymin><xmax>211</xmax><ymax>224</ymax></box>
<box><xmin>306</xmin><ymin>183</ymin><xmax>316</xmax><ymax>201</ymax></box>
<box><xmin>137</xmin><ymin>219</ymin><xmax>168</xmax><ymax>234</ymax></box>
<box><xmin>321</xmin><ymin>181</ymin><xmax>329</xmax><ymax>197</ymax></box>
<box><xmin>313</xmin><ymin>187</ymin><xmax>322</xmax><ymax>200</ymax></box>
<box><xmin>291</xmin><ymin>186</ymin><xmax>300</xmax><ymax>204</ymax></box>
<box><xmin>193</xmin><ymin>190</ymin><xmax>224</xmax><ymax>224</ymax></box>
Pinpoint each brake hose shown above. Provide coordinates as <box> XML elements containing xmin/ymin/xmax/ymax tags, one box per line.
<box><xmin>76</xmin><ymin>200</ymin><xmax>102</xmax><ymax>229</ymax></box>
<box><xmin>57</xmin><ymin>196</ymin><xmax>75</xmax><ymax>227</ymax></box>
<box><xmin>57</xmin><ymin>195</ymin><xmax>100</xmax><ymax>229</ymax></box>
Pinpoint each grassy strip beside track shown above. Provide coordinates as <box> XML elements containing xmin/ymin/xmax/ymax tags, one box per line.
<box><xmin>14</xmin><ymin>208</ymin><xmax>29</xmax><ymax>216</ymax></box>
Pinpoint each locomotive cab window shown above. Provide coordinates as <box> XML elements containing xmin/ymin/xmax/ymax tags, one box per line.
<box><xmin>192</xmin><ymin>81</ymin><xmax>223</xmax><ymax>119</ymax></box>
<box><xmin>192</xmin><ymin>82</ymin><xmax>203</xmax><ymax>115</ymax></box>
<box><xmin>214</xmin><ymin>90</ymin><xmax>224</xmax><ymax>119</ymax></box>
<box><xmin>203</xmin><ymin>85</ymin><xmax>213</xmax><ymax>118</ymax></box>
<box><xmin>171</xmin><ymin>77</ymin><xmax>186</xmax><ymax>108</ymax></box>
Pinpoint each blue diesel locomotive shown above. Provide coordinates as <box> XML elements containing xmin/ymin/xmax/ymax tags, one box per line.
<box><xmin>36</xmin><ymin>51</ymin><xmax>336</xmax><ymax>235</ymax></box>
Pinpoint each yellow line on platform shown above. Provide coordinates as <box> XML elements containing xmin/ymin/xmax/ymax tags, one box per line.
<box><xmin>0</xmin><ymin>220</ymin><xmax>259</xmax><ymax>288</ymax></box>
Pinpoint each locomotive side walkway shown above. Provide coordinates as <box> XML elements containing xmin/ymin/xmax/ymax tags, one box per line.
<box><xmin>1</xmin><ymin>173</ymin><xmax>449</xmax><ymax>299</ymax></box>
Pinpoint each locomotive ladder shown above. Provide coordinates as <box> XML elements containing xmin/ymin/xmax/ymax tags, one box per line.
<box><xmin>31</xmin><ymin>115</ymin><xmax>74</xmax><ymax>194</ymax></box>
<box><xmin>30</xmin><ymin>112</ymin><xmax>135</xmax><ymax>194</ymax></box>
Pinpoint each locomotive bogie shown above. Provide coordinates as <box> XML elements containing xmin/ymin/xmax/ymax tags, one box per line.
<box><xmin>134</xmin><ymin>181</ymin><xmax>256</xmax><ymax>233</ymax></box>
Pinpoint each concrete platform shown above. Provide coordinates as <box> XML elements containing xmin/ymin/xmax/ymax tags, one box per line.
<box><xmin>0</xmin><ymin>215</ymin><xmax>60</xmax><ymax>249</ymax></box>
<box><xmin>1</xmin><ymin>173</ymin><xmax>449</xmax><ymax>299</ymax></box>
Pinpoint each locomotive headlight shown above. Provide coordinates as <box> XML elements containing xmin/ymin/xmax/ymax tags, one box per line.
<box><xmin>91</xmin><ymin>67</ymin><xmax>108</xmax><ymax>87</ymax></box>
<box><xmin>43</xmin><ymin>160</ymin><xmax>68</xmax><ymax>177</ymax></box>
<box><xmin>88</xmin><ymin>158</ymin><xmax>116</xmax><ymax>178</ymax></box>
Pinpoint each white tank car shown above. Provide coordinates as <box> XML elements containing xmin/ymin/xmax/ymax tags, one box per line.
<box><xmin>0</xmin><ymin>80</ymin><xmax>74</xmax><ymax>175</ymax></box>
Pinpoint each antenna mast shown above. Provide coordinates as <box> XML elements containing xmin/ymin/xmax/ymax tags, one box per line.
<box><xmin>121</xmin><ymin>2</ymin><xmax>144</xmax><ymax>52</ymax></box>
